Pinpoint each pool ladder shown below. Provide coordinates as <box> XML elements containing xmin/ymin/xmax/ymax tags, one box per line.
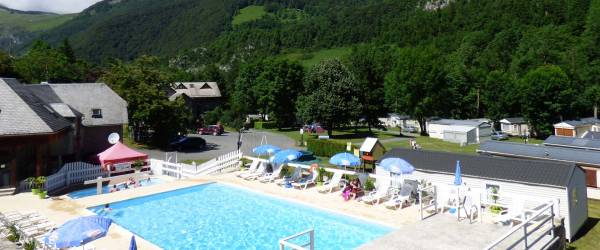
<box><xmin>278</xmin><ymin>228</ymin><xmax>315</xmax><ymax>250</ymax></box>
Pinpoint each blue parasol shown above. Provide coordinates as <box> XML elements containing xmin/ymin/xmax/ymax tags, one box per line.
<box><xmin>43</xmin><ymin>215</ymin><xmax>112</xmax><ymax>249</ymax></box>
<box><xmin>379</xmin><ymin>158</ymin><xmax>415</xmax><ymax>174</ymax></box>
<box><xmin>454</xmin><ymin>160</ymin><xmax>462</xmax><ymax>185</ymax></box>
<box><xmin>270</xmin><ymin>149</ymin><xmax>303</xmax><ymax>165</ymax></box>
<box><xmin>253</xmin><ymin>144</ymin><xmax>281</xmax><ymax>156</ymax></box>
<box><xmin>329</xmin><ymin>152</ymin><xmax>361</xmax><ymax>167</ymax></box>
<box><xmin>129</xmin><ymin>235</ymin><xmax>138</xmax><ymax>250</ymax></box>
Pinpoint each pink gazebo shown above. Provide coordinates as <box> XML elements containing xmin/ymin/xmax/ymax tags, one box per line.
<box><xmin>97</xmin><ymin>142</ymin><xmax>148</xmax><ymax>171</ymax></box>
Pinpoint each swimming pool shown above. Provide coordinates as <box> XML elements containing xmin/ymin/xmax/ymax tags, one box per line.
<box><xmin>68</xmin><ymin>178</ymin><xmax>169</xmax><ymax>199</ymax></box>
<box><xmin>90</xmin><ymin>183</ymin><xmax>392</xmax><ymax>249</ymax></box>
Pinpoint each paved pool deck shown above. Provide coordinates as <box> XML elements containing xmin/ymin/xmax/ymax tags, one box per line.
<box><xmin>0</xmin><ymin>172</ymin><xmax>513</xmax><ymax>249</ymax></box>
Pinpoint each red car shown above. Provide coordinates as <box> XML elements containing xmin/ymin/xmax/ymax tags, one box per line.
<box><xmin>198</xmin><ymin>125</ymin><xmax>224</xmax><ymax>135</ymax></box>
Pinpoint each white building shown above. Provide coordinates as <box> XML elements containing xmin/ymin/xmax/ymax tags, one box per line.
<box><xmin>428</xmin><ymin>119</ymin><xmax>492</xmax><ymax>144</ymax></box>
<box><xmin>499</xmin><ymin>117</ymin><xmax>529</xmax><ymax>136</ymax></box>
<box><xmin>378</xmin><ymin>148</ymin><xmax>588</xmax><ymax>242</ymax></box>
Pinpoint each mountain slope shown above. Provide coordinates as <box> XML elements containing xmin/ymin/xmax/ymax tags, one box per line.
<box><xmin>0</xmin><ymin>5</ymin><xmax>74</xmax><ymax>53</ymax></box>
<box><xmin>41</xmin><ymin>0</ymin><xmax>240</xmax><ymax>61</ymax></box>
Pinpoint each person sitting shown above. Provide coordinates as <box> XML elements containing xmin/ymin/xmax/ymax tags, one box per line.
<box><xmin>342</xmin><ymin>178</ymin><xmax>362</xmax><ymax>201</ymax></box>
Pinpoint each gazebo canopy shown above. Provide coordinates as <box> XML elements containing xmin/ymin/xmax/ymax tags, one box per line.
<box><xmin>97</xmin><ymin>142</ymin><xmax>148</xmax><ymax>167</ymax></box>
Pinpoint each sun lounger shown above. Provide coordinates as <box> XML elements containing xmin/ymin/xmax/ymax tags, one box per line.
<box><xmin>493</xmin><ymin>198</ymin><xmax>530</xmax><ymax>226</ymax></box>
<box><xmin>237</xmin><ymin>159</ymin><xmax>259</xmax><ymax>178</ymax></box>
<box><xmin>259</xmin><ymin>165</ymin><xmax>284</xmax><ymax>183</ymax></box>
<box><xmin>276</xmin><ymin>167</ymin><xmax>301</xmax><ymax>186</ymax></box>
<box><xmin>384</xmin><ymin>184</ymin><xmax>413</xmax><ymax>209</ymax></box>
<box><xmin>362</xmin><ymin>180</ymin><xmax>391</xmax><ymax>205</ymax></box>
<box><xmin>317</xmin><ymin>172</ymin><xmax>343</xmax><ymax>193</ymax></box>
<box><xmin>292</xmin><ymin>170</ymin><xmax>319</xmax><ymax>190</ymax></box>
<box><xmin>243</xmin><ymin>162</ymin><xmax>268</xmax><ymax>180</ymax></box>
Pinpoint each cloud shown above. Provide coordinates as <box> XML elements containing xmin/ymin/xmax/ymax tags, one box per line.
<box><xmin>0</xmin><ymin>0</ymin><xmax>102</xmax><ymax>14</ymax></box>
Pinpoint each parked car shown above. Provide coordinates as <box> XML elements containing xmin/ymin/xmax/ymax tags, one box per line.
<box><xmin>169</xmin><ymin>136</ymin><xmax>207</xmax><ymax>151</ymax></box>
<box><xmin>198</xmin><ymin>125</ymin><xmax>224</xmax><ymax>135</ymax></box>
<box><xmin>402</xmin><ymin>126</ymin><xmax>418</xmax><ymax>133</ymax></box>
<box><xmin>491</xmin><ymin>131</ymin><xmax>509</xmax><ymax>140</ymax></box>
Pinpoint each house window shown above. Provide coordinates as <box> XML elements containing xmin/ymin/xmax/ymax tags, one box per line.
<box><xmin>91</xmin><ymin>109</ymin><xmax>102</xmax><ymax>118</ymax></box>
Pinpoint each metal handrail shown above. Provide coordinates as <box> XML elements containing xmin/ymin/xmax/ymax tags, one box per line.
<box><xmin>279</xmin><ymin>228</ymin><xmax>314</xmax><ymax>250</ymax></box>
<box><xmin>484</xmin><ymin>201</ymin><xmax>556</xmax><ymax>250</ymax></box>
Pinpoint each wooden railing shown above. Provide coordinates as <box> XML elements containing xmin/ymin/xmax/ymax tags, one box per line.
<box><xmin>279</xmin><ymin>229</ymin><xmax>315</xmax><ymax>250</ymax></box>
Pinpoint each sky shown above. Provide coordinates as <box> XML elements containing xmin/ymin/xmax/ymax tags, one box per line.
<box><xmin>0</xmin><ymin>0</ymin><xmax>102</xmax><ymax>14</ymax></box>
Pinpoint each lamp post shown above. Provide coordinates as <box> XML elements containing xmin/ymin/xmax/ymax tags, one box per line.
<box><xmin>300</xmin><ymin>128</ymin><xmax>304</xmax><ymax>146</ymax></box>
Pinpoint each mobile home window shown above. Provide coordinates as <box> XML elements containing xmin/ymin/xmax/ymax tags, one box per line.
<box><xmin>92</xmin><ymin>109</ymin><xmax>102</xmax><ymax>118</ymax></box>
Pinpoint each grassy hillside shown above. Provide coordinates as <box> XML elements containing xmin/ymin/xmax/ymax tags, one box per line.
<box><xmin>281</xmin><ymin>47</ymin><xmax>352</xmax><ymax>68</ymax></box>
<box><xmin>232</xmin><ymin>5</ymin><xmax>266</xmax><ymax>26</ymax></box>
<box><xmin>0</xmin><ymin>8</ymin><xmax>74</xmax><ymax>32</ymax></box>
<box><xmin>41</xmin><ymin>0</ymin><xmax>241</xmax><ymax>61</ymax></box>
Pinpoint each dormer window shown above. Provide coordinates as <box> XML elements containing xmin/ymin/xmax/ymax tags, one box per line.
<box><xmin>92</xmin><ymin>109</ymin><xmax>102</xmax><ymax>118</ymax></box>
<box><xmin>200</xmin><ymin>83</ymin><xmax>211</xmax><ymax>89</ymax></box>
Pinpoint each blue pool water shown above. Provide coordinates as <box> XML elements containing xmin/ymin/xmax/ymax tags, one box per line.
<box><xmin>68</xmin><ymin>178</ymin><xmax>168</xmax><ymax>199</ymax></box>
<box><xmin>90</xmin><ymin>183</ymin><xmax>392</xmax><ymax>250</ymax></box>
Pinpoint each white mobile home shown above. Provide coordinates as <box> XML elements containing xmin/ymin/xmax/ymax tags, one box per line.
<box><xmin>553</xmin><ymin>117</ymin><xmax>600</xmax><ymax>137</ymax></box>
<box><xmin>428</xmin><ymin>119</ymin><xmax>492</xmax><ymax>144</ymax></box>
<box><xmin>499</xmin><ymin>117</ymin><xmax>529</xmax><ymax>136</ymax></box>
<box><xmin>377</xmin><ymin>148</ymin><xmax>588</xmax><ymax>241</ymax></box>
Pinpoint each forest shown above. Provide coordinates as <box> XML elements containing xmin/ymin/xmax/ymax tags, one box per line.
<box><xmin>2</xmin><ymin>0</ymin><xmax>600</xmax><ymax>143</ymax></box>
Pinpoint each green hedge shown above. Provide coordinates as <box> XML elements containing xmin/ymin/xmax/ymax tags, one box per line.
<box><xmin>254</xmin><ymin>121</ymin><xmax>277</xmax><ymax>129</ymax></box>
<box><xmin>307</xmin><ymin>139</ymin><xmax>355</xmax><ymax>157</ymax></box>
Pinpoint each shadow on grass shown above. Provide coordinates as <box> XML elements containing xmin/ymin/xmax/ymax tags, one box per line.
<box><xmin>570</xmin><ymin>217</ymin><xmax>599</xmax><ymax>243</ymax></box>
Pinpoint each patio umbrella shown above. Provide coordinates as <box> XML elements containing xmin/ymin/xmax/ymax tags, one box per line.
<box><xmin>129</xmin><ymin>235</ymin><xmax>138</xmax><ymax>250</ymax></box>
<box><xmin>329</xmin><ymin>152</ymin><xmax>361</xmax><ymax>171</ymax></box>
<box><xmin>454</xmin><ymin>160</ymin><xmax>462</xmax><ymax>186</ymax></box>
<box><xmin>270</xmin><ymin>149</ymin><xmax>303</xmax><ymax>165</ymax></box>
<box><xmin>253</xmin><ymin>144</ymin><xmax>281</xmax><ymax>156</ymax></box>
<box><xmin>43</xmin><ymin>215</ymin><xmax>112</xmax><ymax>249</ymax></box>
<box><xmin>379</xmin><ymin>158</ymin><xmax>415</xmax><ymax>174</ymax></box>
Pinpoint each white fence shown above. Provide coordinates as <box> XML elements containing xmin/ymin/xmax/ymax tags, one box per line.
<box><xmin>18</xmin><ymin>162</ymin><xmax>107</xmax><ymax>194</ymax></box>
<box><xmin>150</xmin><ymin>150</ymin><xmax>242</xmax><ymax>179</ymax></box>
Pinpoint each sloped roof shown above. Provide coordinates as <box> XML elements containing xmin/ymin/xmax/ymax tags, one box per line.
<box><xmin>169</xmin><ymin>82</ymin><xmax>221</xmax><ymax>101</ymax></box>
<box><xmin>478</xmin><ymin>140</ymin><xmax>600</xmax><ymax>167</ymax></box>
<box><xmin>0</xmin><ymin>78</ymin><xmax>70</xmax><ymax>136</ymax></box>
<box><xmin>360</xmin><ymin>137</ymin><xmax>381</xmax><ymax>152</ymax></box>
<box><xmin>500</xmin><ymin>117</ymin><xmax>525</xmax><ymax>124</ymax></box>
<box><xmin>555</xmin><ymin>117</ymin><xmax>600</xmax><ymax>127</ymax></box>
<box><xmin>543</xmin><ymin>135</ymin><xmax>600</xmax><ymax>151</ymax></box>
<box><xmin>444</xmin><ymin>125</ymin><xmax>476</xmax><ymax>133</ymax></box>
<box><xmin>381</xmin><ymin>147</ymin><xmax>577</xmax><ymax>188</ymax></box>
<box><xmin>429</xmin><ymin>119</ymin><xmax>490</xmax><ymax>127</ymax></box>
<box><xmin>27</xmin><ymin>83</ymin><xmax>128</xmax><ymax>126</ymax></box>
<box><xmin>582</xmin><ymin>131</ymin><xmax>600</xmax><ymax>140</ymax></box>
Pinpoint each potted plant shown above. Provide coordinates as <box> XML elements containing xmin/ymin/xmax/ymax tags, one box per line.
<box><xmin>35</xmin><ymin>176</ymin><xmax>47</xmax><ymax>199</ymax></box>
<box><xmin>364</xmin><ymin>178</ymin><xmax>375</xmax><ymax>191</ymax></box>
<box><xmin>132</xmin><ymin>160</ymin><xmax>144</xmax><ymax>172</ymax></box>
<box><xmin>26</xmin><ymin>177</ymin><xmax>38</xmax><ymax>195</ymax></box>
<box><xmin>316</xmin><ymin>167</ymin><xmax>327</xmax><ymax>186</ymax></box>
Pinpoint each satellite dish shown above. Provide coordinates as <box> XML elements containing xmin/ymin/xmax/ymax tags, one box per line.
<box><xmin>108</xmin><ymin>133</ymin><xmax>120</xmax><ymax>144</ymax></box>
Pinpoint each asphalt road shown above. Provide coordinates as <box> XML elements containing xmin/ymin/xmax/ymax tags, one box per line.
<box><xmin>137</xmin><ymin>129</ymin><xmax>297</xmax><ymax>162</ymax></box>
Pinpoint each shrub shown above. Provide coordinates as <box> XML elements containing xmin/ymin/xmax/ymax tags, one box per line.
<box><xmin>364</xmin><ymin>178</ymin><xmax>375</xmax><ymax>191</ymax></box>
<box><xmin>306</xmin><ymin>139</ymin><xmax>354</xmax><ymax>157</ymax></box>
<box><xmin>254</xmin><ymin>121</ymin><xmax>277</xmax><ymax>129</ymax></box>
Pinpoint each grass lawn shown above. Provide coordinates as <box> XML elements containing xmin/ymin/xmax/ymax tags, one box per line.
<box><xmin>569</xmin><ymin>199</ymin><xmax>600</xmax><ymax>249</ymax></box>
<box><xmin>232</xmin><ymin>5</ymin><xmax>266</xmax><ymax>26</ymax></box>
<box><xmin>382</xmin><ymin>135</ymin><xmax>480</xmax><ymax>155</ymax></box>
<box><xmin>0</xmin><ymin>8</ymin><xmax>74</xmax><ymax>31</ymax></box>
<box><xmin>281</xmin><ymin>47</ymin><xmax>352</xmax><ymax>68</ymax></box>
<box><xmin>180</xmin><ymin>159</ymin><xmax>209</xmax><ymax>165</ymax></box>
